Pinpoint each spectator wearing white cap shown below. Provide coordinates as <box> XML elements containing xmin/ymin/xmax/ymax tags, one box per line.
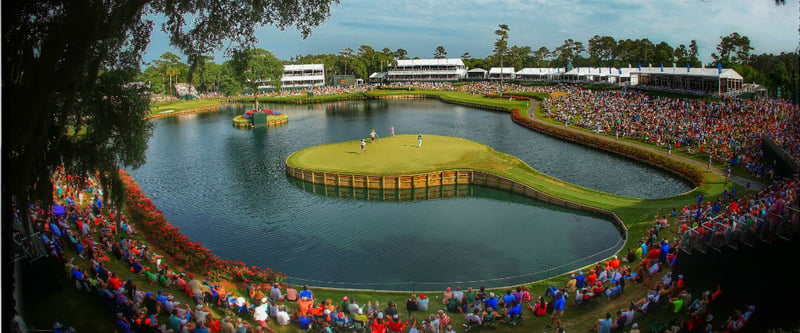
<box><xmin>370</xmin><ymin>313</ymin><xmax>387</xmax><ymax>333</ymax></box>
<box><xmin>484</xmin><ymin>292</ymin><xmax>499</xmax><ymax>314</ymax></box>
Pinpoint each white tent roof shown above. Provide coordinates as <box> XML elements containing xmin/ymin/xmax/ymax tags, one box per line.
<box><xmin>467</xmin><ymin>68</ymin><xmax>488</xmax><ymax>73</ymax></box>
<box><xmin>632</xmin><ymin>66</ymin><xmax>743</xmax><ymax>80</ymax></box>
<box><xmin>489</xmin><ymin>67</ymin><xmax>515</xmax><ymax>74</ymax></box>
<box><xmin>369</xmin><ymin>72</ymin><xmax>388</xmax><ymax>79</ymax></box>
<box><xmin>563</xmin><ymin>67</ymin><xmax>635</xmax><ymax>77</ymax></box>
<box><xmin>396</xmin><ymin>58</ymin><xmax>465</xmax><ymax>67</ymax></box>
<box><xmin>284</xmin><ymin>64</ymin><xmax>324</xmax><ymax>71</ymax></box>
<box><xmin>515</xmin><ymin>68</ymin><xmax>565</xmax><ymax>75</ymax></box>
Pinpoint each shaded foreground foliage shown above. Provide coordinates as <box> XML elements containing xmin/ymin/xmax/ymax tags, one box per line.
<box><xmin>2</xmin><ymin>0</ymin><xmax>338</xmax><ymax>328</ymax></box>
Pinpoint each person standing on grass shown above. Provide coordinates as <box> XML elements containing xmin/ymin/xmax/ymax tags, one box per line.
<box><xmin>726</xmin><ymin>166</ymin><xmax>731</xmax><ymax>183</ymax></box>
<box><xmin>547</xmin><ymin>291</ymin><xmax>565</xmax><ymax>328</ymax></box>
<box><xmin>371</xmin><ymin>129</ymin><xmax>377</xmax><ymax>143</ymax></box>
<box><xmin>417</xmin><ymin>134</ymin><xmax>422</xmax><ymax>148</ymax></box>
<box><xmin>361</xmin><ymin>139</ymin><xmax>366</xmax><ymax>154</ymax></box>
<box><xmin>390</xmin><ymin>126</ymin><xmax>395</xmax><ymax>136</ymax></box>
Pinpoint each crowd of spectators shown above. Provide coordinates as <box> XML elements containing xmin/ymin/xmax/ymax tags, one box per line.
<box><xmin>17</xmin><ymin>82</ymin><xmax>800</xmax><ymax>332</ymax></box>
<box><xmin>19</xmin><ymin>169</ymin><xmax>264</xmax><ymax>332</ymax></box>
<box><xmin>543</xmin><ymin>89</ymin><xmax>800</xmax><ymax>176</ymax></box>
<box><xmin>676</xmin><ymin>176</ymin><xmax>799</xmax><ymax>253</ymax></box>
<box><xmin>273</xmin><ymin>85</ymin><xmax>375</xmax><ymax>97</ymax></box>
<box><xmin>456</xmin><ymin>81</ymin><xmax>572</xmax><ymax>96</ymax></box>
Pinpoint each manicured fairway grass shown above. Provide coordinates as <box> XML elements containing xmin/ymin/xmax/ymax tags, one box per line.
<box><xmin>288</xmin><ymin>134</ymin><xmax>494</xmax><ymax>175</ymax></box>
<box><xmin>149</xmin><ymin>98</ymin><xmax>223</xmax><ymax>115</ymax></box>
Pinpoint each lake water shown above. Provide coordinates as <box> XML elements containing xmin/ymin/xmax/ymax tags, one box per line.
<box><xmin>128</xmin><ymin>99</ymin><xmax>690</xmax><ymax>290</ymax></box>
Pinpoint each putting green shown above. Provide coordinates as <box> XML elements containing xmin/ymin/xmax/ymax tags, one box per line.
<box><xmin>286</xmin><ymin>134</ymin><xmax>511</xmax><ymax>175</ymax></box>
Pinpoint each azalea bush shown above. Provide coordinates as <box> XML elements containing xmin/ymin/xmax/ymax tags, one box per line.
<box><xmin>119</xmin><ymin>170</ymin><xmax>286</xmax><ymax>284</ymax></box>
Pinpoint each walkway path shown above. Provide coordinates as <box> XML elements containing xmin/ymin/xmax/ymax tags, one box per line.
<box><xmin>525</xmin><ymin>99</ymin><xmax>767</xmax><ymax>192</ymax></box>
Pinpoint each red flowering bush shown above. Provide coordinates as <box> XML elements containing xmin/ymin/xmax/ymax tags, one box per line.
<box><xmin>119</xmin><ymin>170</ymin><xmax>286</xmax><ymax>284</ymax></box>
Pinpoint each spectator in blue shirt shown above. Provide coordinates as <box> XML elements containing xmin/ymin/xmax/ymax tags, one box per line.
<box><xmin>548</xmin><ymin>291</ymin><xmax>566</xmax><ymax>328</ymax></box>
<box><xmin>502</xmin><ymin>290</ymin><xmax>516</xmax><ymax>309</ymax></box>
<box><xmin>299</xmin><ymin>285</ymin><xmax>313</xmax><ymax>300</ymax></box>
<box><xmin>484</xmin><ymin>293</ymin><xmax>499</xmax><ymax>314</ymax></box>
<box><xmin>576</xmin><ymin>271</ymin><xmax>586</xmax><ymax>289</ymax></box>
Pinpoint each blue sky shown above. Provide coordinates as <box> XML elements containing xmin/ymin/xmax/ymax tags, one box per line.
<box><xmin>143</xmin><ymin>0</ymin><xmax>799</xmax><ymax>66</ymax></box>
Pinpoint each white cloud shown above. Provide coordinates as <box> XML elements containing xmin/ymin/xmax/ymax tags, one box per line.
<box><xmin>144</xmin><ymin>0</ymin><xmax>799</xmax><ymax>64</ymax></box>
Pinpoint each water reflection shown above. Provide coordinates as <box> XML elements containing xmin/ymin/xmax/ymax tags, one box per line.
<box><xmin>129</xmin><ymin>100</ymin><xmax>675</xmax><ymax>290</ymax></box>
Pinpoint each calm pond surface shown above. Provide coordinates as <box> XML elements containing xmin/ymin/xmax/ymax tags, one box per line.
<box><xmin>128</xmin><ymin>99</ymin><xmax>690</xmax><ymax>289</ymax></box>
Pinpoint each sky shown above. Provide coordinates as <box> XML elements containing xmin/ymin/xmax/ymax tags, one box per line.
<box><xmin>143</xmin><ymin>0</ymin><xmax>799</xmax><ymax>66</ymax></box>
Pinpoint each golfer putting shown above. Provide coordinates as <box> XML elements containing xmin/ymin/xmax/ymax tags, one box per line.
<box><xmin>371</xmin><ymin>128</ymin><xmax>384</xmax><ymax>143</ymax></box>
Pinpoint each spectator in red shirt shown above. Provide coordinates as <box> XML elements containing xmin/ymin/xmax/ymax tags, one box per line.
<box><xmin>108</xmin><ymin>273</ymin><xmax>123</xmax><ymax>291</ymax></box>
